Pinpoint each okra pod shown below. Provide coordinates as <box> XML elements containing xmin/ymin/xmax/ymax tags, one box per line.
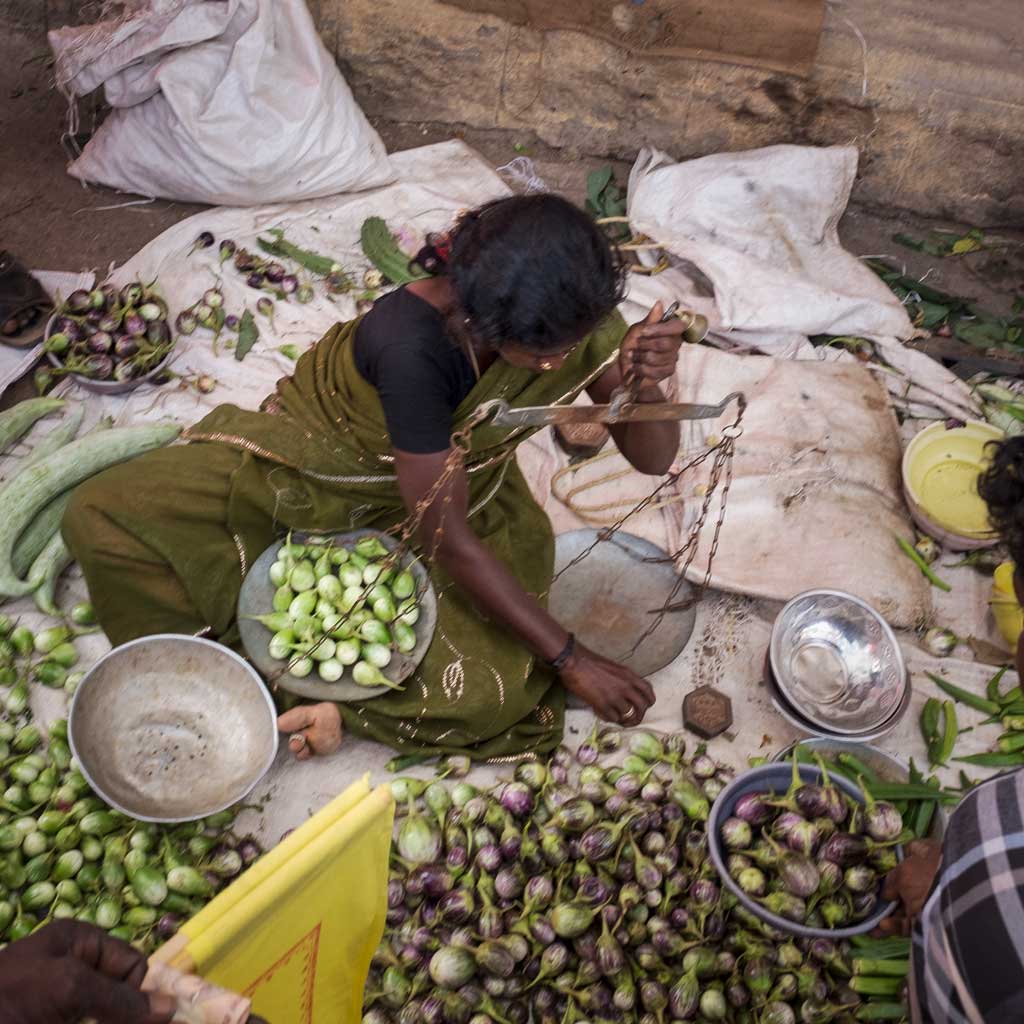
<box><xmin>896</xmin><ymin>535</ymin><xmax>951</xmax><ymax>591</ymax></box>
<box><xmin>998</xmin><ymin>732</ymin><xmax>1024</xmax><ymax>754</ymax></box>
<box><xmin>385</xmin><ymin>754</ymin><xmax>431</xmax><ymax>773</ymax></box>
<box><xmin>859</xmin><ymin>783</ymin><xmax>953</xmax><ymax>801</ymax></box>
<box><xmin>925</xmin><ymin>672</ymin><xmax>1000</xmax><ymax>715</ymax></box>
<box><xmin>852</xmin><ymin>959</ymin><xmax>910</xmax><ymax>978</ymax></box>
<box><xmin>1002</xmin><ymin>715</ymin><xmax>1024</xmax><ymax>731</ymax></box>
<box><xmin>850</xmin><ymin>935</ymin><xmax>911</xmax><ymax>955</ymax></box>
<box><xmin>982</xmin><ymin>700</ymin><xmax>1024</xmax><ymax>725</ymax></box>
<box><xmin>855</xmin><ymin>1004</ymin><xmax>910</xmax><ymax>1021</ymax></box>
<box><xmin>954</xmin><ymin>751</ymin><xmax>1024</xmax><ymax>768</ymax></box>
<box><xmin>848</xmin><ymin>935</ymin><xmax>911</xmax><ymax>959</ymax></box>
<box><xmin>837</xmin><ymin>753</ymin><xmax>879</xmax><ymax>787</ymax></box>
<box><xmin>999</xmin><ymin>685</ymin><xmax>1023</xmax><ymax>706</ymax></box>
<box><xmin>936</xmin><ymin>700</ymin><xmax>958</xmax><ymax>765</ymax></box>
<box><xmin>986</xmin><ymin>667</ymin><xmax>1009</xmax><ymax>704</ymax></box>
<box><xmin>849</xmin><ymin>976</ymin><xmax>904</xmax><ymax>997</ymax></box>
<box><xmin>911</xmin><ymin>797</ymin><xmax>936</xmax><ymax>839</ymax></box>
<box><xmin>920</xmin><ymin>698</ymin><xmax>941</xmax><ymax>749</ymax></box>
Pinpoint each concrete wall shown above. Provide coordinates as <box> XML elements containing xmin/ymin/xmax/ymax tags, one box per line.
<box><xmin>310</xmin><ymin>0</ymin><xmax>1023</xmax><ymax>225</ymax></box>
<box><xmin>9</xmin><ymin>0</ymin><xmax>1022</xmax><ymax>224</ymax></box>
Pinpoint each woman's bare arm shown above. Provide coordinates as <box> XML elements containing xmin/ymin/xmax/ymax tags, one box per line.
<box><xmin>394</xmin><ymin>448</ymin><xmax>655</xmax><ymax>723</ymax></box>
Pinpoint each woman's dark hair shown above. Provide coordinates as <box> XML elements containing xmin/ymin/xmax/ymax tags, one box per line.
<box><xmin>978</xmin><ymin>436</ymin><xmax>1024</xmax><ymax>566</ymax></box>
<box><xmin>412</xmin><ymin>194</ymin><xmax>626</xmax><ymax>353</ymax></box>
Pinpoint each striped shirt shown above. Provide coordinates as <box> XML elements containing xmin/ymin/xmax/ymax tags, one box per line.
<box><xmin>912</xmin><ymin>769</ymin><xmax>1024</xmax><ymax>1023</ymax></box>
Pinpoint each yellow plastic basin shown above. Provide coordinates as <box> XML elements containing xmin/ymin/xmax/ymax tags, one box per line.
<box><xmin>990</xmin><ymin>561</ymin><xmax>1023</xmax><ymax>650</ymax></box>
<box><xmin>902</xmin><ymin>420</ymin><xmax>1004</xmax><ymax>546</ymax></box>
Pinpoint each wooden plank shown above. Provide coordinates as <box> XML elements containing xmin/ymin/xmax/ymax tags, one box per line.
<box><xmin>440</xmin><ymin>0</ymin><xmax>825</xmax><ymax>76</ymax></box>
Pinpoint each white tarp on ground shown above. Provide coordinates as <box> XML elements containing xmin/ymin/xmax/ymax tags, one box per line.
<box><xmin>4</xmin><ymin>140</ymin><xmax>1011</xmax><ymax>842</ymax></box>
<box><xmin>49</xmin><ymin>0</ymin><xmax>394</xmax><ymax>205</ymax></box>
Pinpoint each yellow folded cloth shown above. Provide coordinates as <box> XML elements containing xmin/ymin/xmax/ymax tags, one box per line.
<box><xmin>153</xmin><ymin>776</ymin><xmax>394</xmax><ymax>1024</ymax></box>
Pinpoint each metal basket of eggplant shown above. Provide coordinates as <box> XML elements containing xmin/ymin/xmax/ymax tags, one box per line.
<box><xmin>43</xmin><ymin>281</ymin><xmax>177</xmax><ymax>395</ymax></box>
<box><xmin>708</xmin><ymin>759</ymin><xmax>913</xmax><ymax>941</ymax></box>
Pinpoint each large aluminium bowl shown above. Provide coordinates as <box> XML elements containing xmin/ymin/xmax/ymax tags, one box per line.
<box><xmin>769</xmin><ymin>590</ymin><xmax>907</xmax><ymax>737</ymax></box>
<box><xmin>68</xmin><ymin>635</ymin><xmax>279</xmax><ymax>823</ymax></box>
<box><xmin>763</xmin><ymin>654</ymin><xmax>911</xmax><ymax>743</ymax></box>
<box><xmin>708</xmin><ymin>763</ymin><xmax>900</xmax><ymax>939</ymax></box>
<box><xmin>238</xmin><ymin>529</ymin><xmax>437</xmax><ymax>702</ymax></box>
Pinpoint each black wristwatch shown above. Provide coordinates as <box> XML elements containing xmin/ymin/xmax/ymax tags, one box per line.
<box><xmin>547</xmin><ymin>632</ymin><xmax>577</xmax><ymax>671</ymax></box>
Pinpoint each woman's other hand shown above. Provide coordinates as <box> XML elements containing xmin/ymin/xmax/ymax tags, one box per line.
<box><xmin>558</xmin><ymin>642</ymin><xmax>656</xmax><ymax>725</ymax></box>
<box><xmin>277</xmin><ymin>702</ymin><xmax>343</xmax><ymax>760</ymax></box>
<box><xmin>874</xmin><ymin>838</ymin><xmax>942</xmax><ymax>936</ymax></box>
<box><xmin>618</xmin><ymin>301</ymin><xmax>685</xmax><ymax>389</ymax></box>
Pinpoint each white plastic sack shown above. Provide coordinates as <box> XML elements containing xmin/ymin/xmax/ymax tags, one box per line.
<box><xmin>521</xmin><ymin>343</ymin><xmax>933</xmax><ymax>628</ymax></box>
<box><xmin>628</xmin><ymin>144</ymin><xmax>914</xmax><ymax>343</ymax></box>
<box><xmin>625</xmin><ymin>145</ymin><xmax>979</xmax><ymax>422</ymax></box>
<box><xmin>48</xmin><ymin>0</ymin><xmax>394</xmax><ymax>205</ymax></box>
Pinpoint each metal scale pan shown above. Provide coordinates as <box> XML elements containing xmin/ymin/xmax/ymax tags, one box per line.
<box><xmin>549</xmin><ymin>529</ymin><xmax>697</xmax><ymax>704</ymax></box>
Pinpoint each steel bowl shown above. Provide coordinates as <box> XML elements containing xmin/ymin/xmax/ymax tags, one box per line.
<box><xmin>44</xmin><ymin>313</ymin><xmax>175</xmax><ymax>395</ymax></box>
<box><xmin>772</xmin><ymin>737</ymin><xmax>947</xmax><ymax>841</ymax></box>
<box><xmin>769</xmin><ymin>590</ymin><xmax>907</xmax><ymax>736</ymax></box>
<box><xmin>763</xmin><ymin>652</ymin><xmax>911</xmax><ymax>743</ymax></box>
<box><xmin>237</xmin><ymin>529</ymin><xmax>437</xmax><ymax>702</ymax></box>
<box><xmin>708</xmin><ymin>763</ymin><xmax>901</xmax><ymax>939</ymax></box>
<box><xmin>68</xmin><ymin>635</ymin><xmax>279</xmax><ymax>823</ymax></box>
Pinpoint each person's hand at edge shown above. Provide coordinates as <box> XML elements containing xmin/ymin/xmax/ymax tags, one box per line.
<box><xmin>0</xmin><ymin>919</ymin><xmax>177</xmax><ymax>1024</ymax></box>
<box><xmin>874</xmin><ymin>839</ymin><xmax>942</xmax><ymax>937</ymax></box>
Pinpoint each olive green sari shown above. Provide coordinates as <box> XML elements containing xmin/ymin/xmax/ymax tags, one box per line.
<box><xmin>64</xmin><ymin>314</ymin><xmax>626</xmax><ymax>758</ymax></box>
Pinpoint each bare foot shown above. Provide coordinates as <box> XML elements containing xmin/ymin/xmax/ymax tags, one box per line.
<box><xmin>277</xmin><ymin>703</ymin><xmax>343</xmax><ymax>760</ymax></box>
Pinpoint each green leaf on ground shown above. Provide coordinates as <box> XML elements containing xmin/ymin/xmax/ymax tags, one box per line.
<box><xmin>235</xmin><ymin>310</ymin><xmax>259</xmax><ymax>362</ymax></box>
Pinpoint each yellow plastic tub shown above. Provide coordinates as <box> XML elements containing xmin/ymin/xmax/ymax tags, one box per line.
<box><xmin>902</xmin><ymin>420</ymin><xmax>1004</xmax><ymax>549</ymax></box>
<box><xmin>990</xmin><ymin>561</ymin><xmax>1023</xmax><ymax>651</ymax></box>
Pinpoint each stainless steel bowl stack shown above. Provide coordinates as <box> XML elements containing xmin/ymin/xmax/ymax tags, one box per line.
<box><xmin>766</xmin><ymin>590</ymin><xmax>909</xmax><ymax>742</ymax></box>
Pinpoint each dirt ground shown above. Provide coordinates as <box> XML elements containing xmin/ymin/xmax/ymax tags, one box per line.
<box><xmin>1</xmin><ymin>23</ymin><xmax>1020</xmax><ymax>368</ymax></box>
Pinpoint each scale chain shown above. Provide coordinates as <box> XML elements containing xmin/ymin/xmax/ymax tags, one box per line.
<box><xmin>547</xmin><ymin>398</ymin><xmax>745</xmax><ymax>656</ymax></box>
<box><xmin>266</xmin><ymin>396</ymin><xmax>743</xmax><ymax>687</ymax></box>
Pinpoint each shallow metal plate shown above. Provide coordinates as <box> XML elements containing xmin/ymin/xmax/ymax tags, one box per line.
<box><xmin>238</xmin><ymin>529</ymin><xmax>437</xmax><ymax>703</ymax></box>
<box><xmin>68</xmin><ymin>635</ymin><xmax>278</xmax><ymax>823</ymax></box>
<box><xmin>549</xmin><ymin>529</ymin><xmax>696</xmax><ymax>699</ymax></box>
<box><xmin>769</xmin><ymin>590</ymin><xmax>907</xmax><ymax>736</ymax></box>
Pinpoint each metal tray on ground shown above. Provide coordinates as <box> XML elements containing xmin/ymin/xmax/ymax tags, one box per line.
<box><xmin>549</xmin><ymin>529</ymin><xmax>696</xmax><ymax>706</ymax></box>
<box><xmin>238</xmin><ymin>529</ymin><xmax>437</xmax><ymax>702</ymax></box>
